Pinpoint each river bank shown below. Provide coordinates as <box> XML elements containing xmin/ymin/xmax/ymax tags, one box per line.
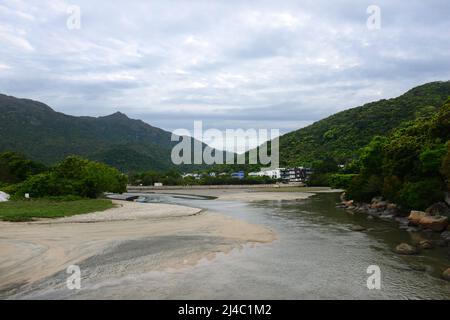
<box><xmin>0</xmin><ymin>199</ymin><xmax>275</xmax><ymax>298</ymax></box>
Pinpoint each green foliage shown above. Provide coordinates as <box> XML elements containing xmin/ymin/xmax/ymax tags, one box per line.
<box><xmin>10</xmin><ymin>156</ymin><xmax>127</xmax><ymax>199</ymax></box>
<box><xmin>307</xmin><ymin>173</ymin><xmax>332</xmax><ymax>187</ymax></box>
<box><xmin>441</xmin><ymin>143</ymin><xmax>450</xmax><ymax>191</ymax></box>
<box><xmin>0</xmin><ymin>151</ymin><xmax>47</xmax><ymax>184</ymax></box>
<box><xmin>398</xmin><ymin>179</ymin><xmax>445</xmax><ymax>211</ymax></box>
<box><xmin>329</xmin><ymin>174</ymin><xmax>358</xmax><ymax>189</ymax></box>
<box><xmin>346</xmin><ymin>99</ymin><xmax>450</xmax><ymax>210</ymax></box>
<box><xmin>278</xmin><ymin>81</ymin><xmax>450</xmax><ymax>167</ymax></box>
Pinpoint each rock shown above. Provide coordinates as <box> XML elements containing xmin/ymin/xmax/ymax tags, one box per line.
<box><xmin>371</xmin><ymin>196</ymin><xmax>383</xmax><ymax>203</ymax></box>
<box><xmin>386</xmin><ymin>203</ymin><xmax>398</xmax><ymax>211</ymax></box>
<box><xmin>408</xmin><ymin>210</ymin><xmax>429</xmax><ymax>225</ymax></box>
<box><xmin>418</xmin><ymin>215</ymin><xmax>449</xmax><ymax>232</ymax></box>
<box><xmin>343</xmin><ymin>200</ymin><xmax>354</xmax><ymax>207</ymax></box>
<box><xmin>350</xmin><ymin>225</ymin><xmax>367</xmax><ymax>232</ymax></box>
<box><xmin>418</xmin><ymin>240</ymin><xmax>433</xmax><ymax>249</ymax></box>
<box><xmin>394</xmin><ymin>243</ymin><xmax>418</xmax><ymax>255</ymax></box>
<box><xmin>425</xmin><ymin>202</ymin><xmax>450</xmax><ymax>217</ymax></box>
<box><xmin>443</xmin><ymin>268</ymin><xmax>450</xmax><ymax>281</ymax></box>
<box><xmin>340</xmin><ymin>192</ymin><xmax>346</xmax><ymax>202</ymax></box>
<box><xmin>371</xmin><ymin>201</ymin><xmax>387</xmax><ymax>210</ymax></box>
<box><xmin>380</xmin><ymin>213</ymin><xmax>394</xmax><ymax>220</ymax></box>
<box><xmin>441</xmin><ymin>231</ymin><xmax>450</xmax><ymax>241</ymax></box>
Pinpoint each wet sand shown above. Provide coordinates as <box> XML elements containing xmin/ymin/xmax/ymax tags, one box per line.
<box><xmin>138</xmin><ymin>187</ymin><xmax>328</xmax><ymax>202</ymax></box>
<box><xmin>0</xmin><ymin>199</ymin><xmax>275</xmax><ymax>298</ymax></box>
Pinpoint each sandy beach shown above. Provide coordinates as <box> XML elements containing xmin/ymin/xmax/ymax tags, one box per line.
<box><xmin>0</xmin><ymin>199</ymin><xmax>275</xmax><ymax>297</ymax></box>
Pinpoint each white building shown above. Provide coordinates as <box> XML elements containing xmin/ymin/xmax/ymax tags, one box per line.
<box><xmin>248</xmin><ymin>168</ymin><xmax>283</xmax><ymax>179</ymax></box>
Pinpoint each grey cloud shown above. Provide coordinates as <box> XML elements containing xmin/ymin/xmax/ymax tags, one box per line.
<box><xmin>0</xmin><ymin>0</ymin><xmax>449</xmax><ymax>147</ymax></box>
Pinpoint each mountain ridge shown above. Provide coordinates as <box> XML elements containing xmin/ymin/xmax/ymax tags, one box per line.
<box><xmin>0</xmin><ymin>94</ymin><xmax>196</xmax><ymax>172</ymax></box>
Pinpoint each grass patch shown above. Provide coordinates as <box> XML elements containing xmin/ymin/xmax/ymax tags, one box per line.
<box><xmin>0</xmin><ymin>198</ymin><xmax>115</xmax><ymax>222</ymax></box>
<box><xmin>252</xmin><ymin>186</ymin><xmax>332</xmax><ymax>192</ymax></box>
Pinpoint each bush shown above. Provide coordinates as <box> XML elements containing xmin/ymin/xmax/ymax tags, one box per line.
<box><xmin>329</xmin><ymin>174</ymin><xmax>357</xmax><ymax>189</ymax></box>
<box><xmin>398</xmin><ymin>178</ymin><xmax>445</xmax><ymax>211</ymax></box>
<box><xmin>307</xmin><ymin>173</ymin><xmax>331</xmax><ymax>186</ymax></box>
<box><xmin>346</xmin><ymin>174</ymin><xmax>383</xmax><ymax>202</ymax></box>
<box><xmin>11</xmin><ymin>156</ymin><xmax>127</xmax><ymax>199</ymax></box>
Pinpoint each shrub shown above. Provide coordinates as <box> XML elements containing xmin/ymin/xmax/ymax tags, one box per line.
<box><xmin>11</xmin><ymin>156</ymin><xmax>127</xmax><ymax>199</ymax></box>
<box><xmin>329</xmin><ymin>174</ymin><xmax>357</xmax><ymax>189</ymax></box>
<box><xmin>398</xmin><ymin>178</ymin><xmax>445</xmax><ymax>211</ymax></box>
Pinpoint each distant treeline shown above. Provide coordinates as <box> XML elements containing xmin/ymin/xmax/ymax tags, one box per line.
<box><xmin>128</xmin><ymin>170</ymin><xmax>276</xmax><ymax>186</ymax></box>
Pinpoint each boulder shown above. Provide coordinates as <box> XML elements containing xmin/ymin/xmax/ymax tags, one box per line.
<box><xmin>418</xmin><ymin>215</ymin><xmax>449</xmax><ymax>232</ymax></box>
<box><xmin>394</xmin><ymin>243</ymin><xmax>418</xmax><ymax>255</ymax></box>
<box><xmin>343</xmin><ymin>200</ymin><xmax>354</xmax><ymax>207</ymax></box>
<box><xmin>443</xmin><ymin>268</ymin><xmax>450</xmax><ymax>281</ymax></box>
<box><xmin>386</xmin><ymin>203</ymin><xmax>398</xmax><ymax>211</ymax></box>
<box><xmin>408</xmin><ymin>210</ymin><xmax>429</xmax><ymax>225</ymax></box>
<box><xmin>440</xmin><ymin>231</ymin><xmax>450</xmax><ymax>241</ymax></box>
<box><xmin>350</xmin><ymin>225</ymin><xmax>367</xmax><ymax>232</ymax></box>
<box><xmin>418</xmin><ymin>240</ymin><xmax>433</xmax><ymax>249</ymax></box>
<box><xmin>425</xmin><ymin>202</ymin><xmax>450</xmax><ymax>217</ymax></box>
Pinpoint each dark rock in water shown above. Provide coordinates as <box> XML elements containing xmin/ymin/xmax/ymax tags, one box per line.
<box><xmin>418</xmin><ymin>240</ymin><xmax>433</xmax><ymax>250</ymax></box>
<box><xmin>350</xmin><ymin>225</ymin><xmax>367</xmax><ymax>232</ymax></box>
<box><xmin>443</xmin><ymin>268</ymin><xmax>450</xmax><ymax>281</ymax></box>
<box><xmin>394</xmin><ymin>243</ymin><xmax>418</xmax><ymax>255</ymax></box>
<box><xmin>425</xmin><ymin>202</ymin><xmax>450</xmax><ymax>217</ymax></box>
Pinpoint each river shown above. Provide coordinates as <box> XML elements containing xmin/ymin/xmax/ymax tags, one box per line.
<box><xmin>13</xmin><ymin>192</ymin><xmax>450</xmax><ymax>299</ymax></box>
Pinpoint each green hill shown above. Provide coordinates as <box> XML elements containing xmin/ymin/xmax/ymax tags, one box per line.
<box><xmin>279</xmin><ymin>81</ymin><xmax>450</xmax><ymax>166</ymax></box>
<box><xmin>0</xmin><ymin>94</ymin><xmax>211</xmax><ymax>172</ymax></box>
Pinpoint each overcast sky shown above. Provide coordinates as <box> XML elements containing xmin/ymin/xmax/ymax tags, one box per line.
<box><xmin>1</xmin><ymin>0</ymin><xmax>450</xmax><ymax>151</ymax></box>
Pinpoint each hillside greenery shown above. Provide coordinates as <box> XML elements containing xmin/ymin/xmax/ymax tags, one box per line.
<box><xmin>0</xmin><ymin>95</ymin><xmax>216</xmax><ymax>172</ymax></box>
<box><xmin>345</xmin><ymin>99</ymin><xmax>450</xmax><ymax>211</ymax></box>
<box><xmin>278</xmin><ymin>81</ymin><xmax>450</xmax><ymax>167</ymax></box>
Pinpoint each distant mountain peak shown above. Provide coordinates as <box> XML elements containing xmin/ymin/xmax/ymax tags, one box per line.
<box><xmin>101</xmin><ymin>111</ymin><xmax>129</xmax><ymax>120</ymax></box>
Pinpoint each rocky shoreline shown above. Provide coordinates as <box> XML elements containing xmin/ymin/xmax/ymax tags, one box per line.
<box><xmin>337</xmin><ymin>193</ymin><xmax>450</xmax><ymax>281</ymax></box>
